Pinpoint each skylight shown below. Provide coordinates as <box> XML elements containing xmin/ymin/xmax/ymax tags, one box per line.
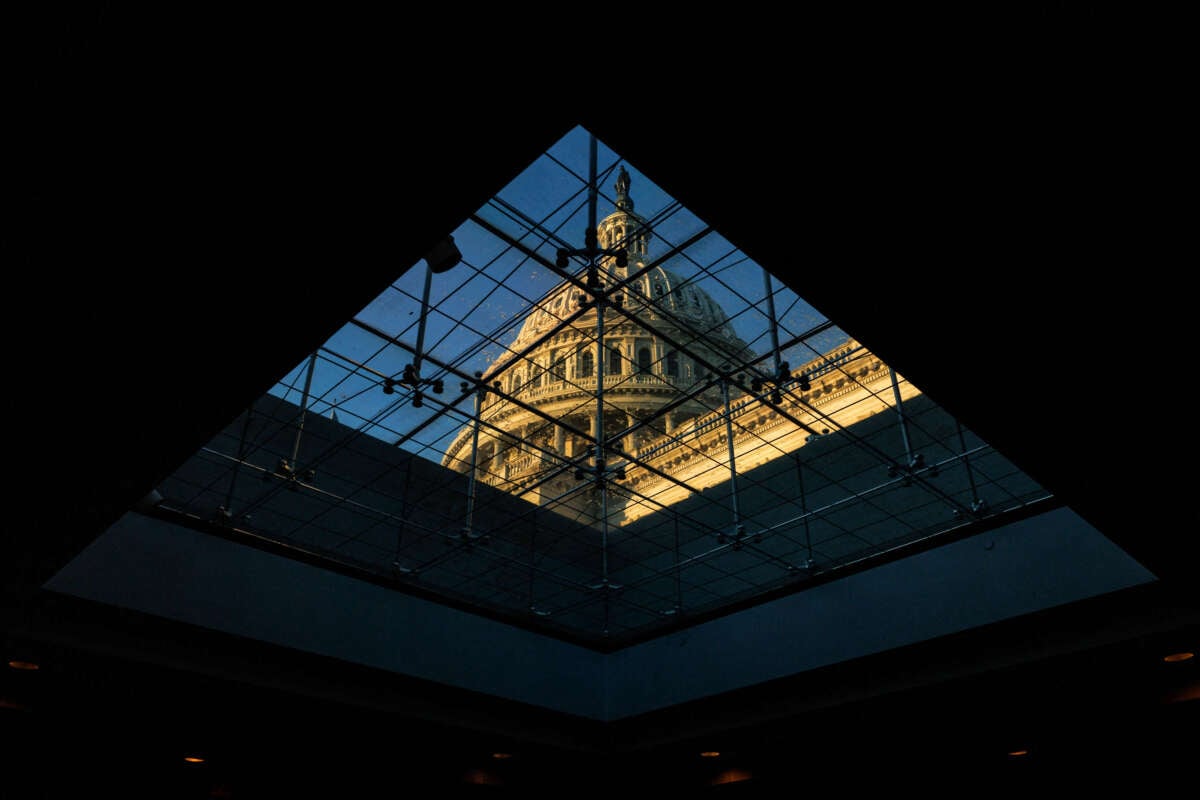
<box><xmin>149</xmin><ymin>126</ymin><xmax>1052</xmax><ymax>648</ymax></box>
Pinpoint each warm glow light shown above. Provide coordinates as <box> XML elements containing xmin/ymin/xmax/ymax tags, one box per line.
<box><xmin>699</xmin><ymin>751</ymin><xmax>721</xmax><ymax>758</ymax></box>
<box><xmin>491</xmin><ymin>752</ymin><xmax>513</xmax><ymax>760</ymax></box>
<box><xmin>183</xmin><ymin>756</ymin><xmax>206</xmax><ymax>764</ymax></box>
<box><xmin>7</xmin><ymin>660</ymin><xmax>39</xmax><ymax>671</ymax></box>
<box><xmin>711</xmin><ymin>768</ymin><xmax>752</xmax><ymax>785</ymax></box>
<box><xmin>1008</xmin><ymin>750</ymin><xmax>1029</xmax><ymax>757</ymax></box>
<box><xmin>1163</xmin><ymin>652</ymin><xmax>1194</xmax><ymax>663</ymax></box>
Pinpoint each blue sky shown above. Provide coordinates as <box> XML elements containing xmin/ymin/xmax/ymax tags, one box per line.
<box><xmin>269</xmin><ymin>125</ymin><xmax>850</xmax><ymax>461</ymax></box>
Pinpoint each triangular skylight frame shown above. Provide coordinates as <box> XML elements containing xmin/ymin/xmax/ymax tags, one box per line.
<box><xmin>145</xmin><ymin>126</ymin><xmax>1053</xmax><ymax>649</ymax></box>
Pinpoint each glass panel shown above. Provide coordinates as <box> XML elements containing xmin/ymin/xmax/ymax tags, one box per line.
<box><xmin>147</xmin><ymin>125</ymin><xmax>1052</xmax><ymax>648</ymax></box>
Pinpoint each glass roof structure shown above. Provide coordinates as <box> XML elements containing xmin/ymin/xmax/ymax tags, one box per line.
<box><xmin>149</xmin><ymin>126</ymin><xmax>1052</xmax><ymax>649</ymax></box>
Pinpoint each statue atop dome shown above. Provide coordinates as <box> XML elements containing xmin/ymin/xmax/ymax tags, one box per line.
<box><xmin>614</xmin><ymin>166</ymin><xmax>634</xmax><ymax>212</ymax></box>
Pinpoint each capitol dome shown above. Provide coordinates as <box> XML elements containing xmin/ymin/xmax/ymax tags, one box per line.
<box><xmin>443</xmin><ymin>168</ymin><xmax>756</xmax><ymax>525</ymax></box>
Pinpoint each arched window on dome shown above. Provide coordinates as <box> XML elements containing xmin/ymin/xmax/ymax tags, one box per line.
<box><xmin>579</xmin><ymin>350</ymin><xmax>594</xmax><ymax>379</ymax></box>
<box><xmin>666</xmin><ymin>350</ymin><xmax>679</xmax><ymax>377</ymax></box>
<box><xmin>608</xmin><ymin>346</ymin><xmax>623</xmax><ymax>375</ymax></box>
<box><xmin>637</xmin><ymin>347</ymin><xmax>652</xmax><ymax>374</ymax></box>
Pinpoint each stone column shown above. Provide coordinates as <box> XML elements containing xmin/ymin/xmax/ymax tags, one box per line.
<box><xmin>491</xmin><ymin>437</ymin><xmax>504</xmax><ymax>473</ymax></box>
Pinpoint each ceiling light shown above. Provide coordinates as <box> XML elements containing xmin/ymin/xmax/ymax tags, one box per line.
<box><xmin>1163</xmin><ymin>652</ymin><xmax>1194</xmax><ymax>663</ymax></box>
<box><xmin>424</xmin><ymin>235</ymin><xmax>462</xmax><ymax>274</ymax></box>
<box><xmin>1007</xmin><ymin>749</ymin><xmax>1029</xmax><ymax>757</ymax></box>
<box><xmin>183</xmin><ymin>756</ymin><xmax>206</xmax><ymax>764</ymax></box>
<box><xmin>491</xmin><ymin>752</ymin><xmax>513</xmax><ymax>760</ymax></box>
<box><xmin>7</xmin><ymin>660</ymin><xmax>39</xmax><ymax>671</ymax></box>
<box><xmin>699</xmin><ymin>751</ymin><xmax>720</xmax><ymax>758</ymax></box>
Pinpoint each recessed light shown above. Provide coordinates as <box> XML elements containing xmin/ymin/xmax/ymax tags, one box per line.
<box><xmin>7</xmin><ymin>660</ymin><xmax>39</xmax><ymax>671</ymax></box>
<box><xmin>183</xmin><ymin>756</ymin><xmax>206</xmax><ymax>764</ymax></box>
<box><xmin>1007</xmin><ymin>749</ymin><xmax>1029</xmax><ymax>757</ymax></box>
<box><xmin>1163</xmin><ymin>652</ymin><xmax>1194</xmax><ymax>663</ymax></box>
<box><xmin>699</xmin><ymin>751</ymin><xmax>720</xmax><ymax>758</ymax></box>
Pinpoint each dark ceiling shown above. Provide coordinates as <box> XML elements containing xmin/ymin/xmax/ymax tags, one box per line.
<box><xmin>9</xmin><ymin>7</ymin><xmax>1196</xmax><ymax>796</ymax></box>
